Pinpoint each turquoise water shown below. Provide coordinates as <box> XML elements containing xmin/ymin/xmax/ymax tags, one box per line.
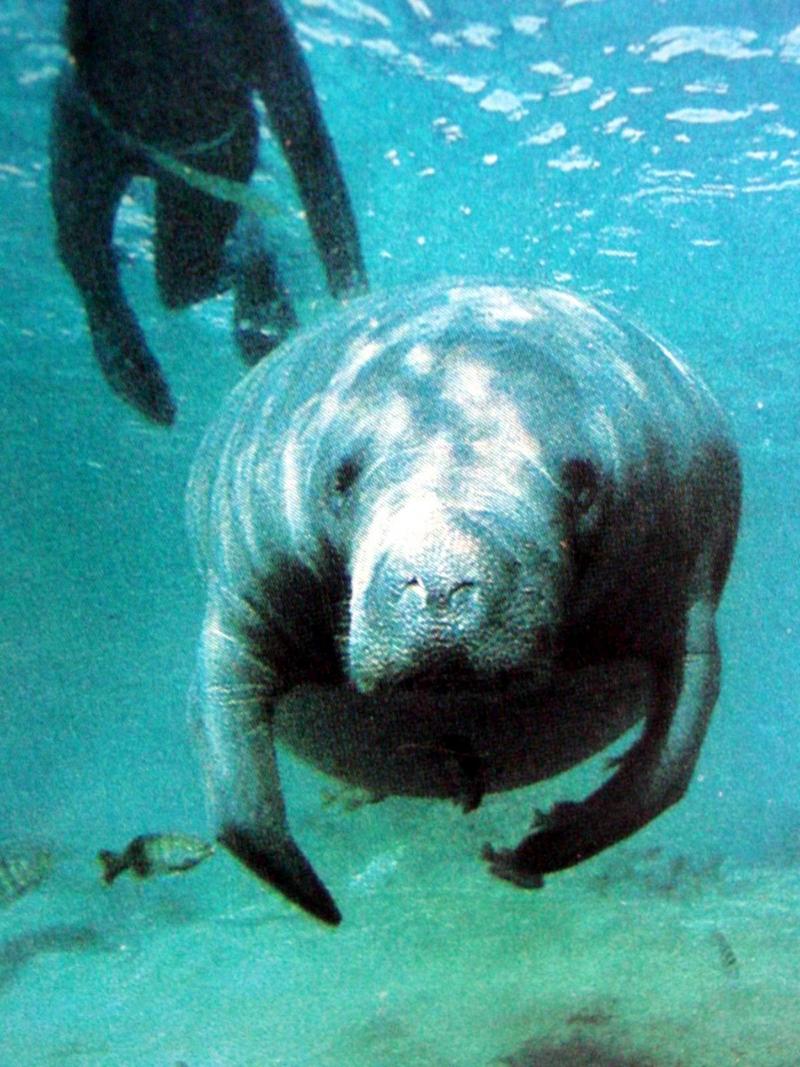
<box><xmin>1</xmin><ymin>1</ymin><xmax>799</xmax><ymax>1064</ymax></box>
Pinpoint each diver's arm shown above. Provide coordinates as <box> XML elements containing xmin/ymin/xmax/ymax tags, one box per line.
<box><xmin>244</xmin><ymin>0</ymin><xmax>367</xmax><ymax>298</ymax></box>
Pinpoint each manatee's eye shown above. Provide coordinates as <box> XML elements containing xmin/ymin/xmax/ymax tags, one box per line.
<box><xmin>563</xmin><ymin>457</ymin><xmax>600</xmax><ymax>513</ymax></box>
<box><xmin>334</xmin><ymin>457</ymin><xmax>361</xmax><ymax>495</ymax></box>
<box><xmin>328</xmin><ymin>455</ymin><xmax>363</xmax><ymax>513</ymax></box>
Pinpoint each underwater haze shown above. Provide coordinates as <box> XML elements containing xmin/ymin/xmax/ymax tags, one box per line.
<box><xmin>1</xmin><ymin>0</ymin><xmax>799</xmax><ymax>1064</ymax></box>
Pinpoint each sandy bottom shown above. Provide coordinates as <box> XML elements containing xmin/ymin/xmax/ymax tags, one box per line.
<box><xmin>2</xmin><ymin>785</ymin><xmax>799</xmax><ymax>1067</ymax></box>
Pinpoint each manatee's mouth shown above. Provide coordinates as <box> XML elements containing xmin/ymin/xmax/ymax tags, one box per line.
<box><xmin>349</xmin><ymin>621</ymin><xmax>559</xmax><ymax>697</ymax></box>
<box><xmin>383</xmin><ymin>661</ymin><xmax>546</xmax><ymax>697</ymax></box>
<box><xmin>394</xmin><ymin>664</ymin><xmax>480</xmax><ymax>693</ymax></box>
<box><xmin>352</xmin><ymin>626</ymin><xmax>561</xmax><ymax>696</ymax></box>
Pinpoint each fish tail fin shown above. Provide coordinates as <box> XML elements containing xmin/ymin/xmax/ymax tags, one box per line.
<box><xmin>97</xmin><ymin>849</ymin><xmax>126</xmax><ymax>885</ymax></box>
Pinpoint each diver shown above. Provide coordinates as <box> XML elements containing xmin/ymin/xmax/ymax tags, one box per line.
<box><xmin>50</xmin><ymin>0</ymin><xmax>368</xmax><ymax>425</ymax></box>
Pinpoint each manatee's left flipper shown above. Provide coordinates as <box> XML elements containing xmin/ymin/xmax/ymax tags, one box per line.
<box><xmin>219</xmin><ymin>824</ymin><xmax>340</xmax><ymax>926</ymax></box>
<box><xmin>485</xmin><ymin>597</ymin><xmax>721</xmax><ymax>888</ymax></box>
<box><xmin>191</xmin><ymin>588</ymin><xmax>341</xmax><ymax>925</ymax></box>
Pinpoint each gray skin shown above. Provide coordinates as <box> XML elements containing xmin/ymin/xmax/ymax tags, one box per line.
<box><xmin>186</xmin><ymin>281</ymin><xmax>741</xmax><ymax>925</ymax></box>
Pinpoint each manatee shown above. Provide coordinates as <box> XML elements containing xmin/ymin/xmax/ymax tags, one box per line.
<box><xmin>186</xmin><ymin>281</ymin><xmax>741</xmax><ymax>924</ymax></box>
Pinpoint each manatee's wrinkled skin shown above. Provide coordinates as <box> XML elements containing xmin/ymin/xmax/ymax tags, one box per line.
<box><xmin>186</xmin><ymin>281</ymin><xmax>740</xmax><ymax>924</ymax></box>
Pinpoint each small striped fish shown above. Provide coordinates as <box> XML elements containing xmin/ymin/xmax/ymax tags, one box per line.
<box><xmin>710</xmin><ymin>929</ymin><xmax>740</xmax><ymax>979</ymax></box>
<box><xmin>98</xmin><ymin>833</ymin><xmax>215</xmax><ymax>885</ymax></box>
<box><xmin>0</xmin><ymin>843</ymin><xmax>54</xmax><ymax>906</ymax></box>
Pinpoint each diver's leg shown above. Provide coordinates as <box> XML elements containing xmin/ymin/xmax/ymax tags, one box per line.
<box><xmin>153</xmin><ymin>169</ymin><xmax>237</xmax><ymax>309</ymax></box>
<box><xmin>49</xmin><ymin>68</ymin><xmax>175</xmax><ymax>425</ymax></box>
<box><xmin>228</xmin><ymin>211</ymin><xmax>298</xmax><ymax>364</ymax></box>
<box><xmin>154</xmin><ymin>106</ymin><xmax>296</xmax><ymax>362</ymax></box>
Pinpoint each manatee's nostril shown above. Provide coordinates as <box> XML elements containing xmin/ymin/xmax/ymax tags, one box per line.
<box><xmin>400</xmin><ymin>576</ymin><xmax>424</xmax><ymax>607</ymax></box>
<box><xmin>447</xmin><ymin>579</ymin><xmax>477</xmax><ymax>609</ymax></box>
<box><xmin>401</xmin><ymin>576</ymin><xmax>478</xmax><ymax>612</ymax></box>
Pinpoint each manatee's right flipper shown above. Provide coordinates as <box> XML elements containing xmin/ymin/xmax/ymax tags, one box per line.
<box><xmin>485</xmin><ymin>594</ymin><xmax>722</xmax><ymax>888</ymax></box>
<box><xmin>49</xmin><ymin>69</ymin><xmax>175</xmax><ymax>425</ymax></box>
<box><xmin>191</xmin><ymin>590</ymin><xmax>341</xmax><ymax>926</ymax></box>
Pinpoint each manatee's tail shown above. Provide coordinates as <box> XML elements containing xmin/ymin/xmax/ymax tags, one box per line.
<box><xmin>97</xmin><ymin>849</ymin><xmax>127</xmax><ymax>885</ymax></box>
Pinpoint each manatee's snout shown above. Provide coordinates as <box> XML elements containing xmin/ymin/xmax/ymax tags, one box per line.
<box><xmin>380</xmin><ymin>552</ymin><xmax>488</xmax><ymax>651</ymax></box>
<box><xmin>392</xmin><ymin>555</ymin><xmax>483</xmax><ymax>622</ymax></box>
<box><xmin>348</xmin><ymin>496</ymin><xmax>553</xmax><ymax>693</ymax></box>
<box><xmin>360</xmin><ymin>540</ymin><xmax>497</xmax><ymax>689</ymax></box>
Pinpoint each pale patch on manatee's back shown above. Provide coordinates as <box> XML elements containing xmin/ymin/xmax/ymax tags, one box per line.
<box><xmin>447</xmin><ymin>284</ymin><xmax>538</xmax><ymax>326</ymax></box>
<box><xmin>405</xmin><ymin>342</ymin><xmax>436</xmax><ymax>374</ymax></box>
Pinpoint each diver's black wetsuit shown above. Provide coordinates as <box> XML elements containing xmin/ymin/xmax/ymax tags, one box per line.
<box><xmin>51</xmin><ymin>0</ymin><xmax>367</xmax><ymax>424</ymax></box>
